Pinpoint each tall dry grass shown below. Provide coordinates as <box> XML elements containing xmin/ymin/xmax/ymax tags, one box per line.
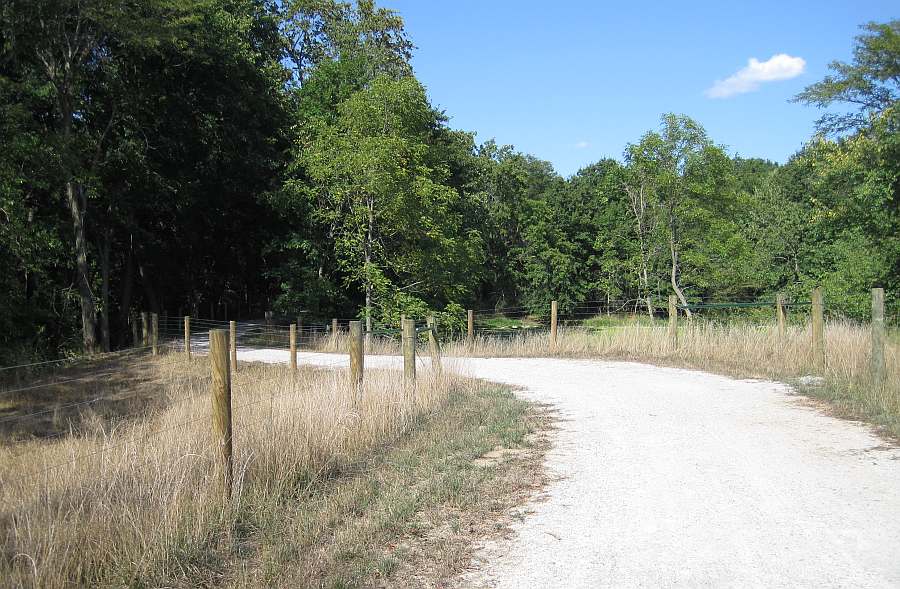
<box><xmin>440</xmin><ymin>320</ymin><xmax>899</xmax><ymax>437</ymax></box>
<box><xmin>0</xmin><ymin>355</ymin><xmax>458</xmax><ymax>587</ymax></box>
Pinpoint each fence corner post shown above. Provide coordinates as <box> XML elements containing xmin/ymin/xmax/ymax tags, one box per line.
<box><xmin>402</xmin><ymin>318</ymin><xmax>416</xmax><ymax>387</ymax></box>
<box><xmin>427</xmin><ymin>315</ymin><xmax>442</xmax><ymax>374</ymax></box>
<box><xmin>667</xmin><ymin>294</ymin><xmax>678</xmax><ymax>351</ymax></box>
<box><xmin>467</xmin><ymin>309</ymin><xmax>474</xmax><ymax>352</ymax></box>
<box><xmin>871</xmin><ymin>287</ymin><xmax>885</xmax><ymax>388</ymax></box>
<box><xmin>811</xmin><ymin>286</ymin><xmax>825</xmax><ymax>369</ymax></box>
<box><xmin>349</xmin><ymin>320</ymin><xmax>364</xmax><ymax>388</ymax></box>
<box><xmin>209</xmin><ymin>329</ymin><xmax>233</xmax><ymax>500</ymax></box>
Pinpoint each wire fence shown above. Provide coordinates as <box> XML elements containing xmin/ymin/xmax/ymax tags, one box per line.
<box><xmin>0</xmin><ymin>285</ymin><xmax>889</xmax><ymax>510</ymax></box>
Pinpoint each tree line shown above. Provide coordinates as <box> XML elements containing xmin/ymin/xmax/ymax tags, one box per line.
<box><xmin>1</xmin><ymin>1</ymin><xmax>897</xmax><ymax>361</ymax></box>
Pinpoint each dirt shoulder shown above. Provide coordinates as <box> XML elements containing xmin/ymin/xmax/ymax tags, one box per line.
<box><xmin>221</xmin><ymin>383</ymin><xmax>553</xmax><ymax>588</ymax></box>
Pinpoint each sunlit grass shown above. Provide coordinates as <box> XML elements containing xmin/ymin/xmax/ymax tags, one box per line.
<box><xmin>0</xmin><ymin>355</ymin><xmax>474</xmax><ymax>587</ymax></box>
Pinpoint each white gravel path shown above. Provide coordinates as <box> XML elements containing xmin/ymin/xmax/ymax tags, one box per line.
<box><xmin>239</xmin><ymin>349</ymin><xmax>900</xmax><ymax>588</ymax></box>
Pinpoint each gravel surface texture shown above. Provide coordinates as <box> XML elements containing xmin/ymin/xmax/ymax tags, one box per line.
<box><xmin>239</xmin><ymin>349</ymin><xmax>900</xmax><ymax>588</ymax></box>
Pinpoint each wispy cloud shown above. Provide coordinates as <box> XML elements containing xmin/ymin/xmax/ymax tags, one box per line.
<box><xmin>575</xmin><ymin>140</ymin><xmax>591</xmax><ymax>149</ymax></box>
<box><xmin>706</xmin><ymin>53</ymin><xmax>805</xmax><ymax>99</ymax></box>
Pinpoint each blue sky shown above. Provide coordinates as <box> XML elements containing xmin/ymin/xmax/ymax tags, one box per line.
<box><xmin>383</xmin><ymin>1</ymin><xmax>897</xmax><ymax>176</ymax></box>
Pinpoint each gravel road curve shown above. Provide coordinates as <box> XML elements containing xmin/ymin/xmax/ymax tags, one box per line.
<box><xmin>239</xmin><ymin>349</ymin><xmax>900</xmax><ymax>588</ymax></box>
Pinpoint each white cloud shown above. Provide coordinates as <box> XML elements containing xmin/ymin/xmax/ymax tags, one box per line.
<box><xmin>706</xmin><ymin>53</ymin><xmax>805</xmax><ymax>99</ymax></box>
<box><xmin>575</xmin><ymin>140</ymin><xmax>591</xmax><ymax>149</ymax></box>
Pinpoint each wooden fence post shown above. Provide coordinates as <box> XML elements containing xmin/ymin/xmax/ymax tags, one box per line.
<box><xmin>427</xmin><ymin>315</ymin><xmax>442</xmax><ymax>374</ymax></box>
<box><xmin>550</xmin><ymin>300</ymin><xmax>558</xmax><ymax>348</ymax></box>
<box><xmin>331</xmin><ymin>318</ymin><xmax>338</xmax><ymax>334</ymax></box>
<box><xmin>229</xmin><ymin>320</ymin><xmax>237</xmax><ymax>370</ymax></box>
<box><xmin>151</xmin><ymin>312</ymin><xmax>159</xmax><ymax>355</ymax></box>
<box><xmin>209</xmin><ymin>329</ymin><xmax>233</xmax><ymax>500</ymax></box>
<box><xmin>141</xmin><ymin>311</ymin><xmax>150</xmax><ymax>347</ymax></box>
<box><xmin>467</xmin><ymin>309</ymin><xmax>474</xmax><ymax>350</ymax></box>
<box><xmin>871</xmin><ymin>287</ymin><xmax>885</xmax><ymax>388</ymax></box>
<box><xmin>184</xmin><ymin>316</ymin><xmax>191</xmax><ymax>359</ymax></box>
<box><xmin>776</xmin><ymin>293</ymin><xmax>786</xmax><ymax>338</ymax></box>
<box><xmin>349</xmin><ymin>320</ymin><xmax>364</xmax><ymax>387</ymax></box>
<box><xmin>403</xmin><ymin>318</ymin><xmax>416</xmax><ymax>386</ymax></box>
<box><xmin>811</xmin><ymin>286</ymin><xmax>825</xmax><ymax>369</ymax></box>
<box><xmin>290</xmin><ymin>323</ymin><xmax>298</xmax><ymax>370</ymax></box>
<box><xmin>668</xmin><ymin>295</ymin><xmax>678</xmax><ymax>351</ymax></box>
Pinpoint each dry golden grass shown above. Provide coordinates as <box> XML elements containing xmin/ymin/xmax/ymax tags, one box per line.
<box><xmin>0</xmin><ymin>354</ymin><xmax>480</xmax><ymax>587</ymax></box>
<box><xmin>436</xmin><ymin>320</ymin><xmax>899</xmax><ymax>438</ymax></box>
<box><xmin>312</xmin><ymin>319</ymin><xmax>898</xmax><ymax>438</ymax></box>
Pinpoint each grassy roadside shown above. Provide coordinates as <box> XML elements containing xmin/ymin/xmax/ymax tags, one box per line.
<box><xmin>441</xmin><ymin>322</ymin><xmax>900</xmax><ymax>440</ymax></box>
<box><xmin>223</xmin><ymin>384</ymin><xmax>549</xmax><ymax>588</ymax></box>
<box><xmin>0</xmin><ymin>354</ymin><xmax>549</xmax><ymax>588</ymax></box>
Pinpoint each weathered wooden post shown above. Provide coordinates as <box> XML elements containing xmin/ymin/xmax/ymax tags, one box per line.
<box><xmin>209</xmin><ymin>329</ymin><xmax>233</xmax><ymax>499</ymax></box>
<box><xmin>427</xmin><ymin>315</ymin><xmax>442</xmax><ymax>374</ymax></box>
<box><xmin>467</xmin><ymin>309</ymin><xmax>474</xmax><ymax>350</ymax></box>
<box><xmin>151</xmin><ymin>312</ymin><xmax>159</xmax><ymax>355</ymax></box>
<box><xmin>141</xmin><ymin>311</ymin><xmax>150</xmax><ymax>347</ymax></box>
<box><xmin>550</xmin><ymin>300</ymin><xmax>558</xmax><ymax>349</ymax></box>
<box><xmin>871</xmin><ymin>287</ymin><xmax>885</xmax><ymax>388</ymax></box>
<box><xmin>402</xmin><ymin>318</ymin><xmax>416</xmax><ymax>385</ymax></box>
<box><xmin>668</xmin><ymin>295</ymin><xmax>678</xmax><ymax>351</ymax></box>
<box><xmin>184</xmin><ymin>316</ymin><xmax>191</xmax><ymax>359</ymax></box>
<box><xmin>331</xmin><ymin>318</ymin><xmax>338</xmax><ymax>334</ymax></box>
<box><xmin>349</xmin><ymin>320</ymin><xmax>364</xmax><ymax>387</ymax></box>
<box><xmin>811</xmin><ymin>286</ymin><xmax>825</xmax><ymax>369</ymax></box>
<box><xmin>290</xmin><ymin>323</ymin><xmax>298</xmax><ymax>371</ymax></box>
<box><xmin>229</xmin><ymin>320</ymin><xmax>237</xmax><ymax>370</ymax></box>
<box><xmin>776</xmin><ymin>293</ymin><xmax>786</xmax><ymax>338</ymax></box>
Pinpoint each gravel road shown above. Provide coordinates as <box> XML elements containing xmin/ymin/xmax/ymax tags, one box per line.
<box><xmin>240</xmin><ymin>349</ymin><xmax>900</xmax><ymax>588</ymax></box>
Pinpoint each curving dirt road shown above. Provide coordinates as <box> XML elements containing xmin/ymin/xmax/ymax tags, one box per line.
<box><xmin>241</xmin><ymin>350</ymin><xmax>900</xmax><ymax>588</ymax></box>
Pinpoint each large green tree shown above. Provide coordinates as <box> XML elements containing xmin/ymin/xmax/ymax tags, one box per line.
<box><xmin>795</xmin><ymin>20</ymin><xmax>900</xmax><ymax>134</ymax></box>
<box><xmin>289</xmin><ymin>75</ymin><xmax>483</xmax><ymax>329</ymax></box>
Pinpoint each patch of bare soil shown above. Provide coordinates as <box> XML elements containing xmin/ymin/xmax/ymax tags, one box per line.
<box><xmin>381</xmin><ymin>405</ymin><xmax>555</xmax><ymax>589</ymax></box>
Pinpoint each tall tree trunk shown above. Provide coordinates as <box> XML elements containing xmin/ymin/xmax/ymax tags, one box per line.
<box><xmin>100</xmin><ymin>231</ymin><xmax>111</xmax><ymax>352</ymax></box>
<box><xmin>641</xmin><ymin>265</ymin><xmax>654</xmax><ymax>318</ymax></box>
<box><xmin>669</xmin><ymin>238</ymin><xmax>692</xmax><ymax>319</ymax></box>
<box><xmin>67</xmin><ymin>181</ymin><xmax>99</xmax><ymax>353</ymax></box>
<box><xmin>117</xmin><ymin>233</ymin><xmax>135</xmax><ymax>348</ymax></box>
<box><xmin>667</xmin><ymin>193</ymin><xmax>692</xmax><ymax>319</ymax></box>
<box><xmin>25</xmin><ymin>210</ymin><xmax>36</xmax><ymax>301</ymax></box>
<box><xmin>626</xmin><ymin>183</ymin><xmax>656</xmax><ymax>318</ymax></box>
<box><xmin>364</xmin><ymin>196</ymin><xmax>374</xmax><ymax>350</ymax></box>
<box><xmin>138</xmin><ymin>263</ymin><xmax>159</xmax><ymax>313</ymax></box>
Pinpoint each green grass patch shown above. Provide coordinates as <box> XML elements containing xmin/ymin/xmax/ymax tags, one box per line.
<box><xmin>581</xmin><ymin>313</ymin><xmax>663</xmax><ymax>329</ymax></box>
<box><xmin>476</xmin><ymin>316</ymin><xmax>542</xmax><ymax>330</ymax></box>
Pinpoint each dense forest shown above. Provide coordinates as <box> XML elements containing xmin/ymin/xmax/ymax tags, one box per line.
<box><xmin>1</xmin><ymin>1</ymin><xmax>898</xmax><ymax>361</ymax></box>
